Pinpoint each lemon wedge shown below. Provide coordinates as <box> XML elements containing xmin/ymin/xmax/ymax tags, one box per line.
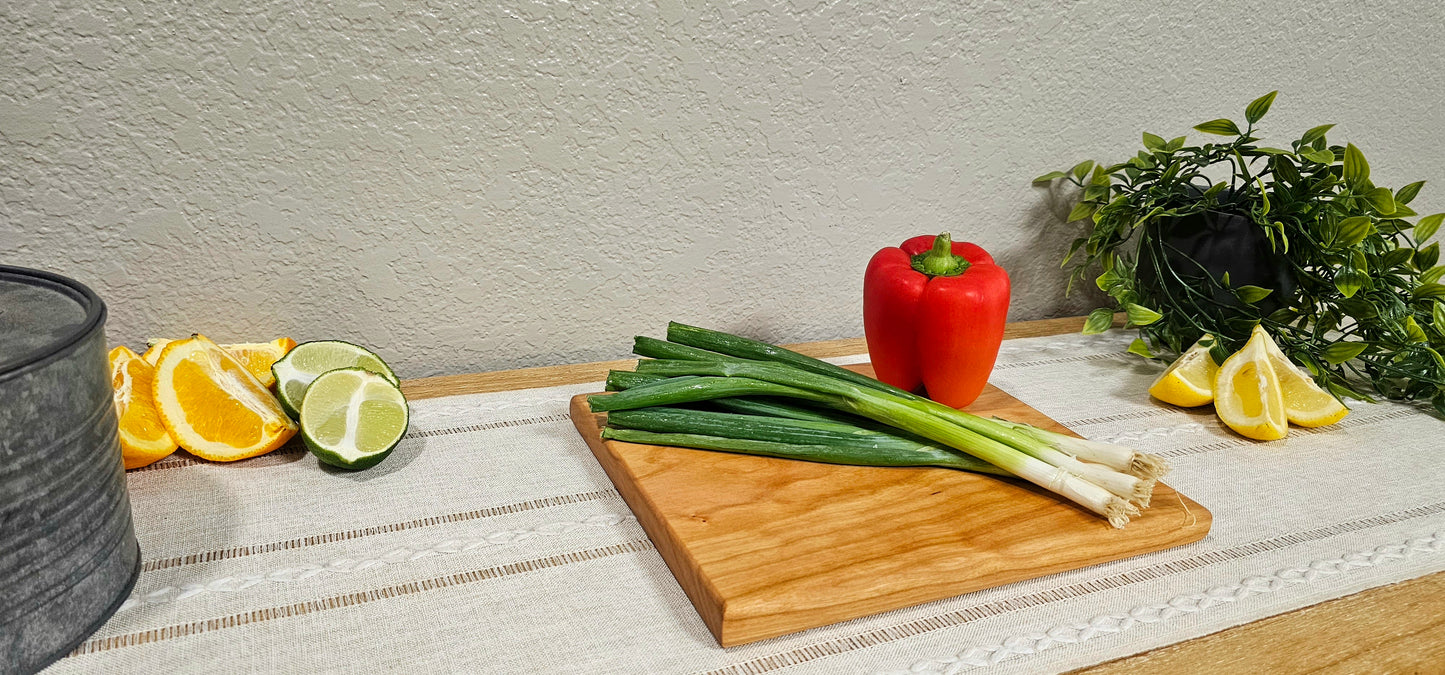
<box><xmin>1148</xmin><ymin>336</ymin><xmax>1220</xmax><ymax>407</ymax></box>
<box><xmin>1251</xmin><ymin>326</ymin><xmax>1350</xmax><ymax>427</ymax></box>
<box><xmin>1213</xmin><ymin>327</ymin><xmax>1288</xmax><ymax>441</ymax></box>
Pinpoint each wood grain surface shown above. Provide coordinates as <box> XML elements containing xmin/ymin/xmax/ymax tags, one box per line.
<box><xmin>401</xmin><ymin>316</ymin><xmax>1445</xmax><ymax>671</ymax></box>
<box><xmin>570</xmin><ymin>367</ymin><xmax>1210</xmax><ymax>646</ymax></box>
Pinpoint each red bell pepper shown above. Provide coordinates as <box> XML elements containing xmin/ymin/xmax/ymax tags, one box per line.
<box><xmin>863</xmin><ymin>233</ymin><xmax>1011</xmax><ymax>408</ymax></box>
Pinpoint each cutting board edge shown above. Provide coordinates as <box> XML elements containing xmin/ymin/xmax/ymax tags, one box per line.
<box><xmin>569</xmin><ymin>394</ymin><xmax>729</xmax><ymax>641</ymax></box>
<box><xmin>717</xmin><ymin>491</ymin><xmax>1212</xmax><ymax>645</ymax></box>
<box><xmin>569</xmin><ymin>386</ymin><xmax>1214</xmax><ymax>648</ymax></box>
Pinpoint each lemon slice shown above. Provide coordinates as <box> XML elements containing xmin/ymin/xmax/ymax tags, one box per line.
<box><xmin>1148</xmin><ymin>336</ymin><xmax>1220</xmax><ymax>407</ymax></box>
<box><xmin>300</xmin><ymin>368</ymin><xmax>409</xmax><ymax>470</ymax></box>
<box><xmin>108</xmin><ymin>346</ymin><xmax>179</xmax><ymax>469</ymax></box>
<box><xmin>1213</xmin><ymin>327</ymin><xmax>1288</xmax><ymax>441</ymax></box>
<box><xmin>1252</xmin><ymin>326</ymin><xmax>1350</xmax><ymax>427</ymax></box>
<box><xmin>152</xmin><ymin>334</ymin><xmax>298</xmax><ymax>461</ymax></box>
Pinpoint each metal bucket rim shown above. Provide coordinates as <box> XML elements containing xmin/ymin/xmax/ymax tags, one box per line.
<box><xmin>0</xmin><ymin>264</ymin><xmax>108</xmax><ymax>380</ymax></box>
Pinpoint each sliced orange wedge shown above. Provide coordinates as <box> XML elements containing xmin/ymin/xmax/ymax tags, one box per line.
<box><xmin>108</xmin><ymin>346</ymin><xmax>180</xmax><ymax>469</ymax></box>
<box><xmin>152</xmin><ymin>335</ymin><xmax>298</xmax><ymax>461</ymax></box>
<box><xmin>144</xmin><ymin>337</ymin><xmax>294</xmax><ymax>387</ymax></box>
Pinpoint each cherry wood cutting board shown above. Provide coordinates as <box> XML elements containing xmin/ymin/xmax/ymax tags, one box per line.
<box><xmin>569</xmin><ymin>364</ymin><xmax>1211</xmax><ymax>647</ymax></box>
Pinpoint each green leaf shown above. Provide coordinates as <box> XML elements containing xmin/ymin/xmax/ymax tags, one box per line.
<box><xmin>1221</xmin><ymin>271</ymin><xmax>1232</xmax><ymax>287</ymax></box>
<box><xmin>1413</xmin><ymin>283</ymin><xmax>1445</xmax><ymax>300</ymax></box>
<box><xmin>1194</xmin><ymin>118</ymin><xmax>1242</xmax><ymax>136</ymax></box>
<box><xmin>1236</xmin><ymin>285</ymin><xmax>1274</xmax><ymax>304</ymax></box>
<box><xmin>1334</xmin><ymin>216</ymin><xmax>1374</xmax><ymax>249</ymax></box>
<box><xmin>1300</xmin><ymin>123</ymin><xmax>1335</xmax><ymax>146</ymax></box>
<box><xmin>1204</xmin><ymin>181</ymin><xmax>1229</xmax><ymax>199</ymax></box>
<box><xmin>1391</xmin><ymin>204</ymin><xmax>1418</xmax><ymax>218</ymax></box>
<box><xmin>1422</xmin><ymin>266</ymin><xmax>1445</xmax><ymax>284</ymax></box>
<box><xmin>1343</xmin><ymin>143</ymin><xmax>1370</xmax><ymax>188</ymax></box>
<box><xmin>1066</xmin><ymin>201</ymin><xmax>1096</xmax><ymax>222</ymax></box>
<box><xmin>1032</xmin><ymin>170</ymin><xmax>1068</xmax><ymax>184</ymax></box>
<box><xmin>1396</xmin><ymin>180</ymin><xmax>1426</xmax><ymax>205</ymax></box>
<box><xmin>1127</xmin><ymin>337</ymin><xmax>1155</xmax><ymax>359</ymax></box>
<box><xmin>1095</xmin><ymin>268</ymin><xmax>1122</xmax><ymax>292</ymax></box>
<box><xmin>1382</xmin><ymin>247</ymin><xmax>1416</xmax><ymax>269</ymax></box>
<box><xmin>1142</xmin><ymin>132</ymin><xmax>1166</xmax><ymax>151</ymax></box>
<box><xmin>1166</xmin><ymin>136</ymin><xmax>1186</xmax><ymax>151</ymax></box>
<box><xmin>1417</xmin><ymin>243</ymin><xmax>1440</xmax><ymax>271</ymax></box>
<box><xmin>1417</xmin><ymin>213</ymin><xmax>1444</xmax><ymax>242</ymax></box>
<box><xmin>1404</xmin><ymin>315</ymin><xmax>1428</xmax><ymax>342</ymax></box>
<box><xmin>1321</xmin><ymin>341</ymin><xmax>1369</xmax><ymax>364</ymax></box>
<box><xmin>1125</xmin><ymin>303</ymin><xmax>1163</xmax><ymax>326</ymax></box>
<box><xmin>1366</xmin><ymin>187</ymin><xmax>1396</xmax><ymax>215</ymax></box>
<box><xmin>1251</xmin><ymin>147</ymin><xmax>1294</xmax><ymax>155</ymax></box>
<box><xmin>1071</xmin><ymin>160</ymin><xmax>1095</xmax><ymax>180</ymax></box>
<box><xmin>1082</xmin><ymin>308</ymin><xmax>1114</xmax><ymax>335</ymax></box>
<box><xmin>1245</xmin><ymin>91</ymin><xmax>1278</xmax><ymax>124</ymax></box>
<box><xmin>1434</xmin><ymin>301</ymin><xmax>1445</xmax><ymax>330</ymax></box>
<box><xmin>1335</xmin><ymin>268</ymin><xmax>1368</xmax><ymax>298</ymax></box>
<box><xmin>1301</xmin><ymin>148</ymin><xmax>1336</xmax><ymax>164</ymax></box>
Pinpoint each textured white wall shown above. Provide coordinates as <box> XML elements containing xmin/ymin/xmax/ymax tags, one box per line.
<box><xmin>4</xmin><ymin>1</ymin><xmax>1444</xmax><ymax>378</ymax></box>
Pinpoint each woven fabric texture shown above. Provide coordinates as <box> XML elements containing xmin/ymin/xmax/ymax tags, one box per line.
<box><xmin>44</xmin><ymin>330</ymin><xmax>1445</xmax><ymax>674</ymax></box>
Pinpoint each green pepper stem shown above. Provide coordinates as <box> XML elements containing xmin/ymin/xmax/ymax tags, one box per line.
<box><xmin>910</xmin><ymin>233</ymin><xmax>972</xmax><ymax>277</ymax></box>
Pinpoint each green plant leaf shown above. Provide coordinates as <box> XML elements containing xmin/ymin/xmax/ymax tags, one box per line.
<box><xmin>1245</xmin><ymin>91</ymin><xmax>1278</xmax><ymax>124</ymax></box>
<box><xmin>1301</xmin><ymin>148</ymin><xmax>1336</xmax><ymax>164</ymax></box>
<box><xmin>1363</xmin><ymin>187</ymin><xmax>1395</xmax><ymax>215</ymax></box>
<box><xmin>1334</xmin><ymin>216</ymin><xmax>1374</xmax><ymax>249</ymax></box>
<box><xmin>1251</xmin><ymin>147</ymin><xmax>1294</xmax><ymax>155</ymax></box>
<box><xmin>1194</xmin><ymin>119</ymin><xmax>1241</xmax><ymax>136</ymax></box>
<box><xmin>1166</xmin><ymin>136</ymin><xmax>1186</xmax><ymax>151</ymax></box>
<box><xmin>1236</xmin><ymin>285</ymin><xmax>1274</xmax><ymax>304</ymax></box>
<box><xmin>1067</xmin><ymin>201</ymin><xmax>1096</xmax><ymax>222</ymax></box>
<box><xmin>1417</xmin><ymin>243</ymin><xmax>1440</xmax><ymax>271</ymax></box>
<box><xmin>1391</xmin><ymin>204</ymin><xmax>1418</xmax><ymax>218</ymax></box>
<box><xmin>1382</xmin><ymin>247</ymin><xmax>1416</xmax><ymax>269</ymax></box>
<box><xmin>1095</xmin><ymin>268</ymin><xmax>1122</xmax><ymax>292</ymax></box>
<box><xmin>1071</xmin><ymin>160</ymin><xmax>1095</xmax><ymax>180</ymax></box>
<box><xmin>1032</xmin><ymin>171</ymin><xmax>1068</xmax><ymax>184</ymax></box>
<box><xmin>1335</xmin><ymin>268</ymin><xmax>1368</xmax><ymax>298</ymax></box>
<box><xmin>1417</xmin><ymin>213</ymin><xmax>1444</xmax><ymax>242</ymax></box>
<box><xmin>1404</xmin><ymin>315</ymin><xmax>1428</xmax><ymax>342</ymax></box>
<box><xmin>1434</xmin><ymin>301</ymin><xmax>1445</xmax><ymax>330</ymax></box>
<box><xmin>1127</xmin><ymin>337</ymin><xmax>1155</xmax><ymax>359</ymax></box>
<box><xmin>1396</xmin><ymin>180</ymin><xmax>1426</xmax><ymax>204</ymax></box>
<box><xmin>1300</xmin><ymin>123</ymin><xmax>1335</xmax><ymax>146</ymax></box>
<box><xmin>1142</xmin><ymin>132</ymin><xmax>1166</xmax><ymax>151</ymax></box>
<box><xmin>1125</xmin><ymin>303</ymin><xmax>1163</xmax><ymax>326</ymax></box>
<box><xmin>1343</xmin><ymin>143</ymin><xmax>1370</xmax><ymax>189</ymax></box>
<box><xmin>1204</xmin><ymin>181</ymin><xmax>1229</xmax><ymax>199</ymax></box>
<box><xmin>1322</xmin><ymin>341</ymin><xmax>1368</xmax><ymax>364</ymax></box>
<box><xmin>1413</xmin><ymin>283</ymin><xmax>1445</xmax><ymax>300</ymax></box>
<box><xmin>1082</xmin><ymin>308</ymin><xmax>1114</xmax><ymax>335</ymax></box>
<box><xmin>1221</xmin><ymin>271</ymin><xmax>1232</xmax><ymax>287</ymax></box>
<box><xmin>1423</xmin><ymin>266</ymin><xmax>1445</xmax><ymax>284</ymax></box>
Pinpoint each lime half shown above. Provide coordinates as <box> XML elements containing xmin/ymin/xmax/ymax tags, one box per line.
<box><xmin>273</xmin><ymin>340</ymin><xmax>399</xmax><ymax>419</ymax></box>
<box><xmin>299</xmin><ymin>368</ymin><xmax>409</xmax><ymax>470</ymax></box>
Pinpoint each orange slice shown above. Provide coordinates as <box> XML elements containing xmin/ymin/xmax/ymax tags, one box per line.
<box><xmin>152</xmin><ymin>334</ymin><xmax>298</xmax><ymax>461</ymax></box>
<box><xmin>108</xmin><ymin>346</ymin><xmax>180</xmax><ymax>469</ymax></box>
<box><xmin>144</xmin><ymin>337</ymin><xmax>294</xmax><ymax>387</ymax></box>
<box><xmin>222</xmin><ymin>338</ymin><xmax>297</xmax><ymax>388</ymax></box>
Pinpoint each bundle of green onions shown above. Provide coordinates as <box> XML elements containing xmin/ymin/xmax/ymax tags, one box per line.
<box><xmin>589</xmin><ymin>323</ymin><xmax>1171</xmax><ymax>528</ymax></box>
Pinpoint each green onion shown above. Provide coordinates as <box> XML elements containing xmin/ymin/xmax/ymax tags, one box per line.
<box><xmin>604</xmin><ymin>407</ymin><xmax>1005</xmax><ymax>475</ymax></box>
<box><xmin>667</xmin><ymin>322</ymin><xmax>916</xmax><ymax>398</ymax></box>
<box><xmin>593</xmin><ymin>365</ymin><xmax>1140</xmax><ymax>527</ymax></box>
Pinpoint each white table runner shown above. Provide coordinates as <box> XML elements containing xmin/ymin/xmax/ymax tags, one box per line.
<box><xmin>46</xmin><ymin>330</ymin><xmax>1445</xmax><ymax>673</ymax></box>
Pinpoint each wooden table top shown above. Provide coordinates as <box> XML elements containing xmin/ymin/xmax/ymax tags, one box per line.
<box><xmin>399</xmin><ymin>316</ymin><xmax>1445</xmax><ymax>673</ymax></box>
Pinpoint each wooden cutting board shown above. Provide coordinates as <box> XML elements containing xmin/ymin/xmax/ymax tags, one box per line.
<box><xmin>569</xmin><ymin>364</ymin><xmax>1211</xmax><ymax>647</ymax></box>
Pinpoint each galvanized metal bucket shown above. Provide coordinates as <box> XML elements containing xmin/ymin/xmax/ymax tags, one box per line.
<box><xmin>0</xmin><ymin>265</ymin><xmax>140</xmax><ymax>674</ymax></box>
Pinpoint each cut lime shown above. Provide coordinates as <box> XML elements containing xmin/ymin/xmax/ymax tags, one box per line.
<box><xmin>272</xmin><ymin>340</ymin><xmax>399</xmax><ymax>419</ymax></box>
<box><xmin>299</xmin><ymin>368</ymin><xmax>409</xmax><ymax>470</ymax></box>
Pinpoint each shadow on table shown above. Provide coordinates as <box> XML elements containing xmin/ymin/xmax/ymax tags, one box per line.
<box><xmin>316</xmin><ymin>433</ymin><xmax>425</xmax><ymax>481</ymax></box>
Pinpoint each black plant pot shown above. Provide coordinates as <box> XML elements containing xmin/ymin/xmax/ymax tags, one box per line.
<box><xmin>1136</xmin><ymin>207</ymin><xmax>1299</xmax><ymax>326</ymax></box>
